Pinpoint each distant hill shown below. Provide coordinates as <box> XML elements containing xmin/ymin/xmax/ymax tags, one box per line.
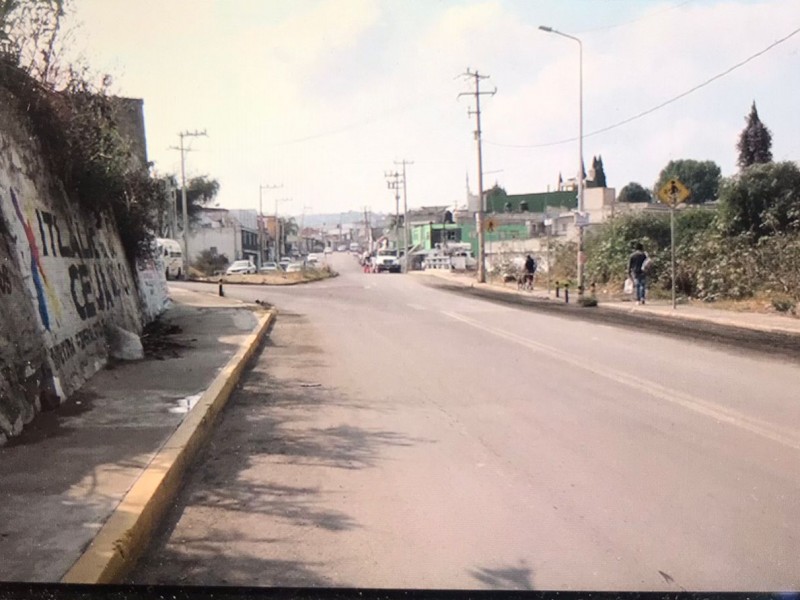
<box><xmin>296</xmin><ymin>211</ymin><xmax>388</xmax><ymax>228</ymax></box>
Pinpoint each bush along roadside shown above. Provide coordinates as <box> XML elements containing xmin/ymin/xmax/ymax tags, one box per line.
<box><xmin>547</xmin><ymin>163</ymin><xmax>800</xmax><ymax>309</ymax></box>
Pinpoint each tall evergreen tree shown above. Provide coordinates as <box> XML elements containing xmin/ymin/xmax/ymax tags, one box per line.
<box><xmin>737</xmin><ymin>102</ymin><xmax>773</xmax><ymax>169</ymax></box>
<box><xmin>595</xmin><ymin>155</ymin><xmax>607</xmax><ymax>188</ymax></box>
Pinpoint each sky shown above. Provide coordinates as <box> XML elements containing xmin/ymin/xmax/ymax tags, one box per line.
<box><xmin>63</xmin><ymin>0</ymin><xmax>800</xmax><ymax>218</ymax></box>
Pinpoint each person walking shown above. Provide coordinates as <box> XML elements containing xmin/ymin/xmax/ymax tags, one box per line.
<box><xmin>628</xmin><ymin>242</ymin><xmax>648</xmax><ymax>304</ymax></box>
<box><xmin>523</xmin><ymin>254</ymin><xmax>537</xmax><ymax>290</ymax></box>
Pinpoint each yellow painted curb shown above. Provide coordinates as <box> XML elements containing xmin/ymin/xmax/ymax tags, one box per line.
<box><xmin>60</xmin><ymin>308</ymin><xmax>277</xmax><ymax>584</ymax></box>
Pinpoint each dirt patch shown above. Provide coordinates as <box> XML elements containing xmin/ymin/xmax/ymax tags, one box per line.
<box><xmin>140</xmin><ymin>319</ymin><xmax>192</xmax><ymax>360</ymax></box>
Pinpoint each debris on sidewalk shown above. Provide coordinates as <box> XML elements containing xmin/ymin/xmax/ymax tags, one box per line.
<box><xmin>106</xmin><ymin>324</ymin><xmax>145</xmax><ymax>361</ymax></box>
<box><xmin>140</xmin><ymin>318</ymin><xmax>191</xmax><ymax>361</ymax></box>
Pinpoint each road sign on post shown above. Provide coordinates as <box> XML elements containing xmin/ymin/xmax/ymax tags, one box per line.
<box><xmin>658</xmin><ymin>178</ymin><xmax>690</xmax><ymax>207</ymax></box>
<box><xmin>657</xmin><ymin>177</ymin><xmax>691</xmax><ymax>309</ymax></box>
<box><xmin>574</xmin><ymin>211</ymin><xmax>590</xmax><ymax>227</ymax></box>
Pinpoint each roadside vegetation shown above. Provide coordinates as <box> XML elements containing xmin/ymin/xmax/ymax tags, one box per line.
<box><xmin>551</xmin><ymin>103</ymin><xmax>799</xmax><ymax>314</ymax></box>
<box><xmin>193</xmin><ymin>264</ymin><xmax>338</xmax><ymax>286</ymax></box>
<box><xmin>0</xmin><ymin>0</ymin><xmax>217</xmax><ymax>266</ymax></box>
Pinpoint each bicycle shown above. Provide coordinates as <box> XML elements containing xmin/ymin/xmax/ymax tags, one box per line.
<box><xmin>517</xmin><ymin>272</ymin><xmax>535</xmax><ymax>292</ymax></box>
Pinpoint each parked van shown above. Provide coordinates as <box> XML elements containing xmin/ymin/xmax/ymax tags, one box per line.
<box><xmin>156</xmin><ymin>238</ymin><xmax>184</xmax><ymax>280</ymax></box>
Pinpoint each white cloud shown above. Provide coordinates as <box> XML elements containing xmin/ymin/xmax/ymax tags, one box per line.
<box><xmin>63</xmin><ymin>0</ymin><xmax>800</xmax><ymax>213</ymax></box>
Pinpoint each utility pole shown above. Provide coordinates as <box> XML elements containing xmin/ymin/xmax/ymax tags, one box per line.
<box><xmin>395</xmin><ymin>159</ymin><xmax>413</xmax><ymax>273</ymax></box>
<box><xmin>167</xmin><ymin>181</ymin><xmax>178</xmax><ymax>239</ymax></box>
<box><xmin>384</xmin><ymin>169</ymin><xmax>402</xmax><ymax>252</ymax></box>
<box><xmin>275</xmin><ymin>197</ymin><xmax>291</xmax><ymax>261</ymax></box>
<box><xmin>259</xmin><ymin>183</ymin><xmax>282</xmax><ymax>266</ymax></box>
<box><xmin>299</xmin><ymin>205</ymin><xmax>312</xmax><ymax>254</ymax></box>
<box><xmin>364</xmin><ymin>206</ymin><xmax>373</xmax><ymax>251</ymax></box>
<box><xmin>458</xmin><ymin>69</ymin><xmax>496</xmax><ymax>284</ymax></box>
<box><xmin>171</xmin><ymin>129</ymin><xmax>207</xmax><ymax>276</ymax></box>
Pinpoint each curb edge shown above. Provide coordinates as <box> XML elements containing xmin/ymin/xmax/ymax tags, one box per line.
<box><xmin>60</xmin><ymin>308</ymin><xmax>277</xmax><ymax>584</ymax></box>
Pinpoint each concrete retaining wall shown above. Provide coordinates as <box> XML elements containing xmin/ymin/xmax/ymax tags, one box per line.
<box><xmin>0</xmin><ymin>88</ymin><xmax>165</xmax><ymax>443</ymax></box>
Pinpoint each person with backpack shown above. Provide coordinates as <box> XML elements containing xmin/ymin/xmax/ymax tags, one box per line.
<box><xmin>627</xmin><ymin>242</ymin><xmax>649</xmax><ymax>304</ymax></box>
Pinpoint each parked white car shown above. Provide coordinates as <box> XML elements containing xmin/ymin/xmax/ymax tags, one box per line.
<box><xmin>285</xmin><ymin>262</ymin><xmax>304</xmax><ymax>273</ymax></box>
<box><xmin>259</xmin><ymin>262</ymin><xmax>279</xmax><ymax>272</ymax></box>
<box><xmin>226</xmin><ymin>260</ymin><xmax>256</xmax><ymax>275</ymax></box>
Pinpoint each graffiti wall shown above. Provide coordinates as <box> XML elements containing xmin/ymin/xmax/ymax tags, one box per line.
<box><xmin>0</xmin><ymin>96</ymin><xmax>145</xmax><ymax>442</ymax></box>
<box><xmin>137</xmin><ymin>253</ymin><xmax>171</xmax><ymax>323</ymax></box>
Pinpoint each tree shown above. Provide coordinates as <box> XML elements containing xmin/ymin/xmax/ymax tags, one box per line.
<box><xmin>737</xmin><ymin>102</ymin><xmax>772</xmax><ymax>169</ymax></box>
<box><xmin>174</xmin><ymin>175</ymin><xmax>219</xmax><ymax>219</ymax></box>
<box><xmin>284</xmin><ymin>216</ymin><xmax>299</xmax><ymax>236</ymax></box>
<box><xmin>594</xmin><ymin>155</ymin><xmax>607</xmax><ymax>188</ymax></box>
<box><xmin>154</xmin><ymin>175</ymin><xmax>220</xmax><ymax>237</ymax></box>
<box><xmin>485</xmin><ymin>184</ymin><xmax>508</xmax><ymax>212</ymax></box>
<box><xmin>194</xmin><ymin>249</ymin><xmax>229</xmax><ymax>276</ymax></box>
<box><xmin>617</xmin><ymin>182</ymin><xmax>652</xmax><ymax>203</ymax></box>
<box><xmin>718</xmin><ymin>161</ymin><xmax>800</xmax><ymax>238</ymax></box>
<box><xmin>654</xmin><ymin>159</ymin><xmax>721</xmax><ymax>204</ymax></box>
<box><xmin>0</xmin><ymin>0</ymin><xmax>69</xmax><ymax>85</ymax></box>
<box><xmin>587</xmin><ymin>155</ymin><xmax>607</xmax><ymax>188</ymax></box>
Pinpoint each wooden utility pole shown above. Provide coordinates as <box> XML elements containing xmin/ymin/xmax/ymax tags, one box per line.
<box><xmin>458</xmin><ymin>69</ymin><xmax>496</xmax><ymax>283</ymax></box>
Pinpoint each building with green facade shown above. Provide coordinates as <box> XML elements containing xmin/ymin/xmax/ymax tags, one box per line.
<box><xmin>410</xmin><ymin>223</ymin><xmax>463</xmax><ymax>250</ymax></box>
<box><xmin>485</xmin><ymin>186</ymin><xmax>577</xmax><ymax>214</ymax></box>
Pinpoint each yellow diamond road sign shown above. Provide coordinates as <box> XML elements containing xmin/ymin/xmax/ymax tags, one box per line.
<box><xmin>658</xmin><ymin>178</ymin><xmax>691</xmax><ymax>205</ymax></box>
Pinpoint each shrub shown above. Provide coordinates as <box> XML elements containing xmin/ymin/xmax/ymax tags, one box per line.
<box><xmin>771</xmin><ymin>294</ymin><xmax>796</xmax><ymax>314</ymax></box>
<box><xmin>194</xmin><ymin>250</ymin><xmax>229</xmax><ymax>276</ymax></box>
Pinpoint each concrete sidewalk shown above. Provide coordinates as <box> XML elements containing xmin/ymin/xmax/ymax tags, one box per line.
<box><xmin>413</xmin><ymin>269</ymin><xmax>800</xmax><ymax>337</ymax></box>
<box><xmin>0</xmin><ymin>286</ymin><xmax>265</xmax><ymax>582</ymax></box>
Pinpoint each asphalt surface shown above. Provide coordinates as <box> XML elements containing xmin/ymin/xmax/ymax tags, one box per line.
<box><xmin>132</xmin><ymin>254</ymin><xmax>800</xmax><ymax>591</ymax></box>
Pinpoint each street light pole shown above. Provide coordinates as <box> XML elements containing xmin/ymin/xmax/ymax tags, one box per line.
<box><xmin>539</xmin><ymin>25</ymin><xmax>585</xmax><ymax>296</ymax></box>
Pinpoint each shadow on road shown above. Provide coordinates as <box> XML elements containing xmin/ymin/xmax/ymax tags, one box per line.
<box><xmin>132</xmin><ymin>539</ymin><xmax>332</xmax><ymax>587</ymax></box>
<box><xmin>132</xmin><ymin>311</ymin><xmax>432</xmax><ymax>586</ymax></box>
<box><xmin>469</xmin><ymin>560</ymin><xmax>535</xmax><ymax>590</ymax></box>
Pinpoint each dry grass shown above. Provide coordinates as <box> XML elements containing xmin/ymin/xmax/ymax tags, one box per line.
<box><xmin>193</xmin><ymin>267</ymin><xmax>336</xmax><ymax>286</ymax></box>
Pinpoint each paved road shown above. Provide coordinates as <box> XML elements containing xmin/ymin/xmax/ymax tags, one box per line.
<box><xmin>133</xmin><ymin>254</ymin><xmax>800</xmax><ymax>591</ymax></box>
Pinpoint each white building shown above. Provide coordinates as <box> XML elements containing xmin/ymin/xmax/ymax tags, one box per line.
<box><xmin>183</xmin><ymin>208</ymin><xmax>241</xmax><ymax>264</ymax></box>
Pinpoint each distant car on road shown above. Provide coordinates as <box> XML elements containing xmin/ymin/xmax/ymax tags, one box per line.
<box><xmin>285</xmin><ymin>262</ymin><xmax>304</xmax><ymax>273</ymax></box>
<box><xmin>259</xmin><ymin>262</ymin><xmax>279</xmax><ymax>272</ymax></box>
<box><xmin>278</xmin><ymin>258</ymin><xmax>291</xmax><ymax>271</ymax></box>
<box><xmin>324</xmin><ymin>246</ymin><xmax>333</xmax><ymax>255</ymax></box>
<box><xmin>307</xmin><ymin>253</ymin><xmax>320</xmax><ymax>263</ymax></box>
<box><xmin>337</xmin><ymin>244</ymin><xmax>348</xmax><ymax>252</ymax></box>
<box><xmin>226</xmin><ymin>259</ymin><xmax>256</xmax><ymax>275</ymax></box>
<box><xmin>375</xmin><ymin>248</ymin><xmax>401</xmax><ymax>273</ymax></box>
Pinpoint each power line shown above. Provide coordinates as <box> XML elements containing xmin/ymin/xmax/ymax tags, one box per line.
<box><xmin>264</xmin><ymin>92</ymin><xmax>450</xmax><ymax>148</ymax></box>
<box><xmin>485</xmin><ymin>24</ymin><xmax>800</xmax><ymax>150</ymax></box>
<box><xmin>574</xmin><ymin>0</ymin><xmax>694</xmax><ymax>35</ymax></box>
